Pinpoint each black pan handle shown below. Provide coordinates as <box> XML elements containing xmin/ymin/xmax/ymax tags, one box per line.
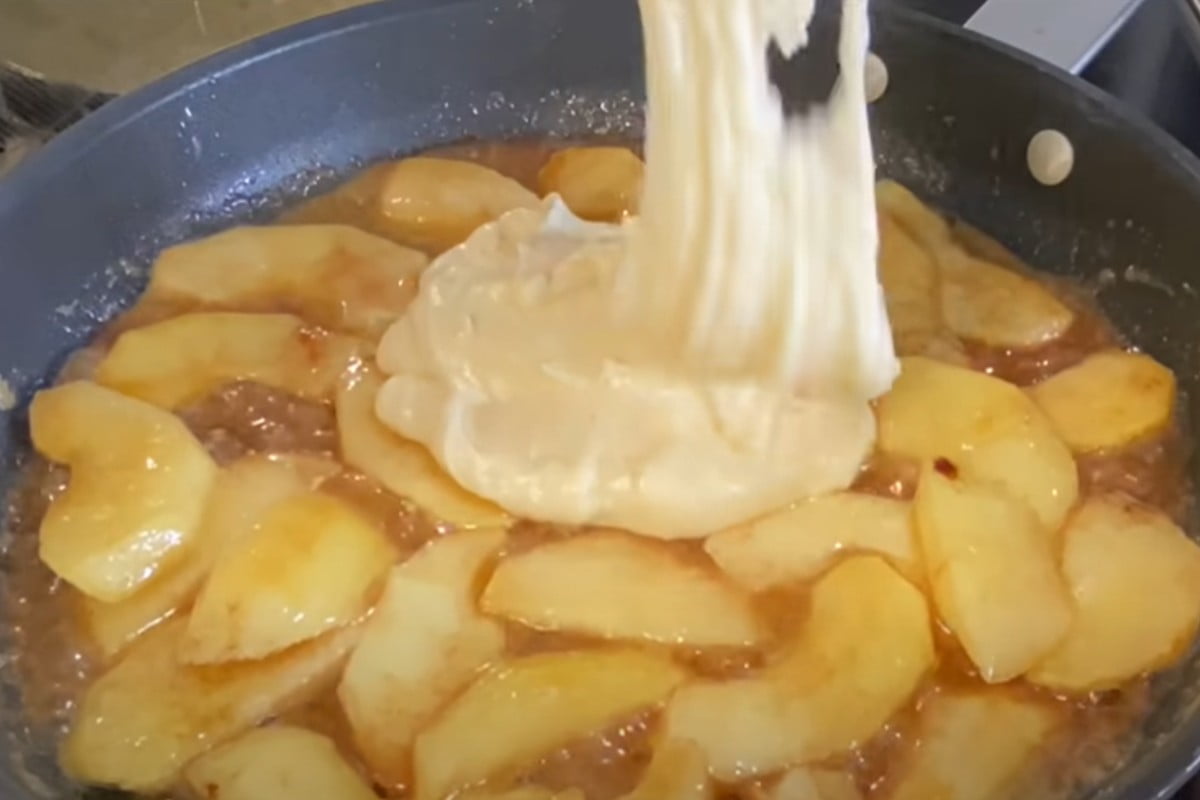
<box><xmin>965</xmin><ymin>0</ymin><xmax>1148</xmax><ymax>74</ymax></box>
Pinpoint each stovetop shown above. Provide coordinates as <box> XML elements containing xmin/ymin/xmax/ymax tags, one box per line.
<box><xmin>3</xmin><ymin>2</ymin><xmax>1200</xmax><ymax>795</ymax></box>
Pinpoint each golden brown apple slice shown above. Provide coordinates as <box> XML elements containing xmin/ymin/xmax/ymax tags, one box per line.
<box><xmin>939</xmin><ymin>251</ymin><xmax>1074</xmax><ymax>348</ymax></box>
<box><xmin>622</xmin><ymin>737</ymin><xmax>711</xmax><ymax>800</ymax></box>
<box><xmin>664</xmin><ymin>556</ymin><xmax>934</xmax><ymax>780</ymax></box>
<box><xmin>181</xmin><ymin>490</ymin><xmax>395</xmax><ymax>663</ymax></box>
<box><xmin>876</xmin><ymin>356</ymin><xmax>1078</xmax><ymax>530</ymax></box>
<box><xmin>81</xmin><ymin>454</ymin><xmax>340</xmax><ymax>658</ymax></box>
<box><xmin>1028</xmin><ymin>494</ymin><xmax>1200</xmax><ymax>692</ymax></box>
<box><xmin>30</xmin><ymin>381</ymin><xmax>218</xmax><ymax>602</ymax></box>
<box><xmin>887</xmin><ymin>690</ymin><xmax>1061</xmax><ymax>800</ymax></box>
<box><xmin>764</xmin><ymin>768</ymin><xmax>862</xmax><ymax>800</ymax></box>
<box><xmin>877</xmin><ymin>212</ymin><xmax>946</xmax><ymax>359</ymax></box>
<box><xmin>60</xmin><ymin>618</ymin><xmax>360</xmax><ymax>793</ymax></box>
<box><xmin>705</xmin><ymin>492</ymin><xmax>918</xmax><ymax>591</ymax></box>
<box><xmin>537</xmin><ymin>147</ymin><xmax>644</xmax><ymax>221</ymax></box>
<box><xmin>378</xmin><ymin>157</ymin><xmax>540</xmax><ymax>253</ymax></box>
<box><xmin>915</xmin><ymin>466</ymin><xmax>1072</xmax><ymax>682</ymax></box>
<box><xmin>482</xmin><ymin>530</ymin><xmax>762</xmax><ymax>647</ymax></box>
<box><xmin>1030</xmin><ymin>350</ymin><xmax>1176</xmax><ymax>453</ymax></box>
<box><xmin>337</xmin><ymin>364</ymin><xmax>509</xmax><ymax>528</ymax></box>
<box><xmin>413</xmin><ymin>649</ymin><xmax>686</xmax><ymax>800</ymax></box>
<box><xmin>875</xmin><ymin>180</ymin><xmax>953</xmax><ymax>251</ymax></box>
<box><xmin>147</xmin><ymin>224</ymin><xmax>429</xmax><ymax>338</ymax></box>
<box><xmin>339</xmin><ymin>529</ymin><xmax>507</xmax><ymax>789</ymax></box>
<box><xmin>183</xmin><ymin>726</ymin><xmax>377</xmax><ymax>800</ymax></box>
<box><xmin>95</xmin><ymin>312</ymin><xmax>360</xmax><ymax>409</ymax></box>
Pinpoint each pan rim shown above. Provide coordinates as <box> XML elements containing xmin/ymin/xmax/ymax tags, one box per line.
<box><xmin>1</xmin><ymin>2</ymin><xmax>1200</xmax><ymax>799</ymax></box>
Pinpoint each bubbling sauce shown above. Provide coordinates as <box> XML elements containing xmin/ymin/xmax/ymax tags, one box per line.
<box><xmin>1</xmin><ymin>139</ymin><xmax>1192</xmax><ymax>800</ymax></box>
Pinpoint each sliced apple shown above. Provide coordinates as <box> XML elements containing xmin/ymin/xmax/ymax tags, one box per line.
<box><xmin>664</xmin><ymin>556</ymin><xmax>934</xmax><ymax>780</ymax></box>
<box><xmin>766</xmin><ymin>768</ymin><xmax>862</xmax><ymax>800</ymax></box>
<box><xmin>705</xmin><ymin>492</ymin><xmax>918</xmax><ymax>591</ymax></box>
<box><xmin>413</xmin><ymin>649</ymin><xmax>686</xmax><ymax>800</ymax></box>
<box><xmin>537</xmin><ymin>146</ymin><xmax>644</xmax><ymax>221</ymax></box>
<box><xmin>95</xmin><ymin>312</ymin><xmax>360</xmax><ymax>409</ymax></box>
<box><xmin>1029</xmin><ymin>494</ymin><xmax>1200</xmax><ymax>692</ymax></box>
<box><xmin>30</xmin><ymin>381</ymin><xmax>218</xmax><ymax>602</ymax></box>
<box><xmin>378</xmin><ymin>157</ymin><xmax>540</xmax><ymax>253</ymax></box>
<box><xmin>183</xmin><ymin>726</ymin><xmax>377</xmax><ymax>800</ymax></box>
<box><xmin>181</xmin><ymin>490</ymin><xmax>395</xmax><ymax>663</ymax></box>
<box><xmin>147</xmin><ymin>224</ymin><xmax>429</xmax><ymax>338</ymax></box>
<box><xmin>939</xmin><ymin>251</ymin><xmax>1074</xmax><ymax>348</ymax></box>
<box><xmin>337</xmin><ymin>364</ymin><xmax>509</xmax><ymax>528</ymax></box>
<box><xmin>82</xmin><ymin>454</ymin><xmax>340</xmax><ymax>658</ymax></box>
<box><xmin>60</xmin><ymin>618</ymin><xmax>360</xmax><ymax>793</ymax></box>
<box><xmin>875</xmin><ymin>180</ymin><xmax>952</xmax><ymax>251</ymax></box>
<box><xmin>887</xmin><ymin>690</ymin><xmax>1061</xmax><ymax>800</ymax></box>
<box><xmin>483</xmin><ymin>531</ymin><xmax>762</xmax><ymax>647</ymax></box>
<box><xmin>622</xmin><ymin>737</ymin><xmax>711</xmax><ymax>800</ymax></box>
<box><xmin>915</xmin><ymin>466</ymin><xmax>1071</xmax><ymax>682</ymax></box>
<box><xmin>339</xmin><ymin>528</ymin><xmax>507</xmax><ymax>789</ymax></box>
<box><xmin>877</xmin><ymin>212</ymin><xmax>945</xmax><ymax>359</ymax></box>
<box><xmin>1030</xmin><ymin>349</ymin><xmax>1176</xmax><ymax>453</ymax></box>
<box><xmin>876</xmin><ymin>356</ymin><xmax>1078</xmax><ymax>530</ymax></box>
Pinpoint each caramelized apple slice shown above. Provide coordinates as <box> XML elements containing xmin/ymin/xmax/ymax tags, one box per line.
<box><xmin>379</xmin><ymin>157</ymin><xmax>540</xmax><ymax>253</ymax></box>
<box><xmin>705</xmin><ymin>492</ymin><xmax>918</xmax><ymax>591</ymax></box>
<box><xmin>939</xmin><ymin>251</ymin><xmax>1074</xmax><ymax>348</ymax></box>
<box><xmin>622</xmin><ymin>738</ymin><xmax>711</xmax><ymax>800</ymax></box>
<box><xmin>482</xmin><ymin>531</ymin><xmax>763</xmax><ymax>647</ymax></box>
<box><xmin>915</xmin><ymin>466</ymin><xmax>1072</xmax><ymax>682</ymax></box>
<box><xmin>95</xmin><ymin>312</ymin><xmax>360</xmax><ymax>409</ymax></box>
<box><xmin>765</xmin><ymin>768</ymin><xmax>862</xmax><ymax>800</ymax></box>
<box><xmin>887</xmin><ymin>690</ymin><xmax>1061</xmax><ymax>800</ymax></box>
<box><xmin>1029</xmin><ymin>494</ymin><xmax>1200</xmax><ymax>692</ymax></box>
<box><xmin>337</xmin><ymin>364</ymin><xmax>509</xmax><ymax>528</ymax></box>
<box><xmin>1030</xmin><ymin>350</ymin><xmax>1176</xmax><ymax>453</ymax></box>
<box><xmin>875</xmin><ymin>180</ymin><xmax>952</xmax><ymax>251</ymax></box>
<box><xmin>339</xmin><ymin>529</ymin><xmax>507</xmax><ymax>789</ymax></box>
<box><xmin>60</xmin><ymin>618</ymin><xmax>360</xmax><ymax>793</ymax></box>
<box><xmin>181</xmin><ymin>491</ymin><xmax>395</xmax><ymax>663</ymax></box>
<box><xmin>538</xmin><ymin>147</ymin><xmax>644</xmax><ymax>221</ymax></box>
<box><xmin>413</xmin><ymin>649</ymin><xmax>686</xmax><ymax>800</ymax></box>
<box><xmin>183</xmin><ymin>726</ymin><xmax>377</xmax><ymax>800</ymax></box>
<box><xmin>665</xmin><ymin>557</ymin><xmax>934</xmax><ymax>779</ymax></box>
<box><xmin>877</xmin><ymin>212</ymin><xmax>946</xmax><ymax>359</ymax></box>
<box><xmin>30</xmin><ymin>381</ymin><xmax>218</xmax><ymax>602</ymax></box>
<box><xmin>877</xmin><ymin>357</ymin><xmax>1078</xmax><ymax>530</ymax></box>
<box><xmin>147</xmin><ymin>224</ymin><xmax>429</xmax><ymax>338</ymax></box>
<box><xmin>82</xmin><ymin>454</ymin><xmax>340</xmax><ymax>658</ymax></box>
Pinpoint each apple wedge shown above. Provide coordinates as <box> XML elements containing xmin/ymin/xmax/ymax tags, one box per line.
<box><xmin>181</xmin><ymin>490</ymin><xmax>395</xmax><ymax>663</ymax></box>
<box><xmin>379</xmin><ymin>157</ymin><xmax>540</xmax><ymax>253</ymax></box>
<box><xmin>765</xmin><ymin>768</ymin><xmax>862</xmax><ymax>800</ymax></box>
<box><xmin>538</xmin><ymin>147</ymin><xmax>644</xmax><ymax>221</ymax></box>
<box><xmin>337</xmin><ymin>364</ymin><xmax>509</xmax><ymax>528</ymax></box>
<box><xmin>664</xmin><ymin>556</ymin><xmax>934</xmax><ymax>779</ymax></box>
<box><xmin>622</xmin><ymin>737</ymin><xmax>711</xmax><ymax>800</ymax></box>
<box><xmin>147</xmin><ymin>224</ymin><xmax>429</xmax><ymax>338</ymax></box>
<box><xmin>875</xmin><ymin>180</ymin><xmax>953</xmax><ymax>251</ymax></box>
<box><xmin>183</xmin><ymin>726</ymin><xmax>377</xmax><ymax>800</ymax></box>
<box><xmin>1030</xmin><ymin>349</ymin><xmax>1176</xmax><ymax>453</ymax></box>
<box><xmin>877</xmin><ymin>212</ymin><xmax>945</xmax><ymax>359</ymax></box>
<box><xmin>482</xmin><ymin>531</ymin><xmax>762</xmax><ymax>647</ymax></box>
<box><xmin>887</xmin><ymin>690</ymin><xmax>1061</xmax><ymax>800</ymax></box>
<box><xmin>915</xmin><ymin>466</ymin><xmax>1072</xmax><ymax>682</ymax></box>
<box><xmin>939</xmin><ymin>251</ymin><xmax>1074</xmax><ymax>348</ymax></box>
<box><xmin>95</xmin><ymin>312</ymin><xmax>360</xmax><ymax>409</ymax></box>
<box><xmin>413</xmin><ymin>649</ymin><xmax>686</xmax><ymax>800</ymax></box>
<box><xmin>1028</xmin><ymin>494</ymin><xmax>1200</xmax><ymax>692</ymax></box>
<box><xmin>339</xmin><ymin>528</ymin><xmax>507</xmax><ymax>789</ymax></box>
<box><xmin>705</xmin><ymin>492</ymin><xmax>918</xmax><ymax>591</ymax></box>
<box><xmin>60</xmin><ymin>618</ymin><xmax>360</xmax><ymax>793</ymax></box>
<box><xmin>82</xmin><ymin>454</ymin><xmax>340</xmax><ymax>658</ymax></box>
<box><xmin>876</xmin><ymin>356</ymin><xmax>1078</xmax><ymax>530</ymax></box>
<box><xmin>30</xmin><ymin>381</ymin><xmax>218</xmax><ymax>602</ymax></box>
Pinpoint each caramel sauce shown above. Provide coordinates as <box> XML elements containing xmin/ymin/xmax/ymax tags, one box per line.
<box><xmin>2</xmin><ymin>139</ymin><xmax>1189</xmax><ymax>800</ymax></box>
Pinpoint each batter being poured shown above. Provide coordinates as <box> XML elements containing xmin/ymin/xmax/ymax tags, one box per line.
<box><xmin>375</xmin><ymin>0</ymin><xmax>898</xmax><ymax>539</ymax></box>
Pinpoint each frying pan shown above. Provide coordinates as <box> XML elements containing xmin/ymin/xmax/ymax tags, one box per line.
<box><xmin>3</xmin><ymin>0</ymin><xmax>1200</xmax><ymax>798</ymax></box>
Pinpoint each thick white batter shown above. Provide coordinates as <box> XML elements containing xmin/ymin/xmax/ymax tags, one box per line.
<box><xmin>375</xmin><ymin>0</ymin><xmax>896</xmax><ymax>539</ymax></box>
